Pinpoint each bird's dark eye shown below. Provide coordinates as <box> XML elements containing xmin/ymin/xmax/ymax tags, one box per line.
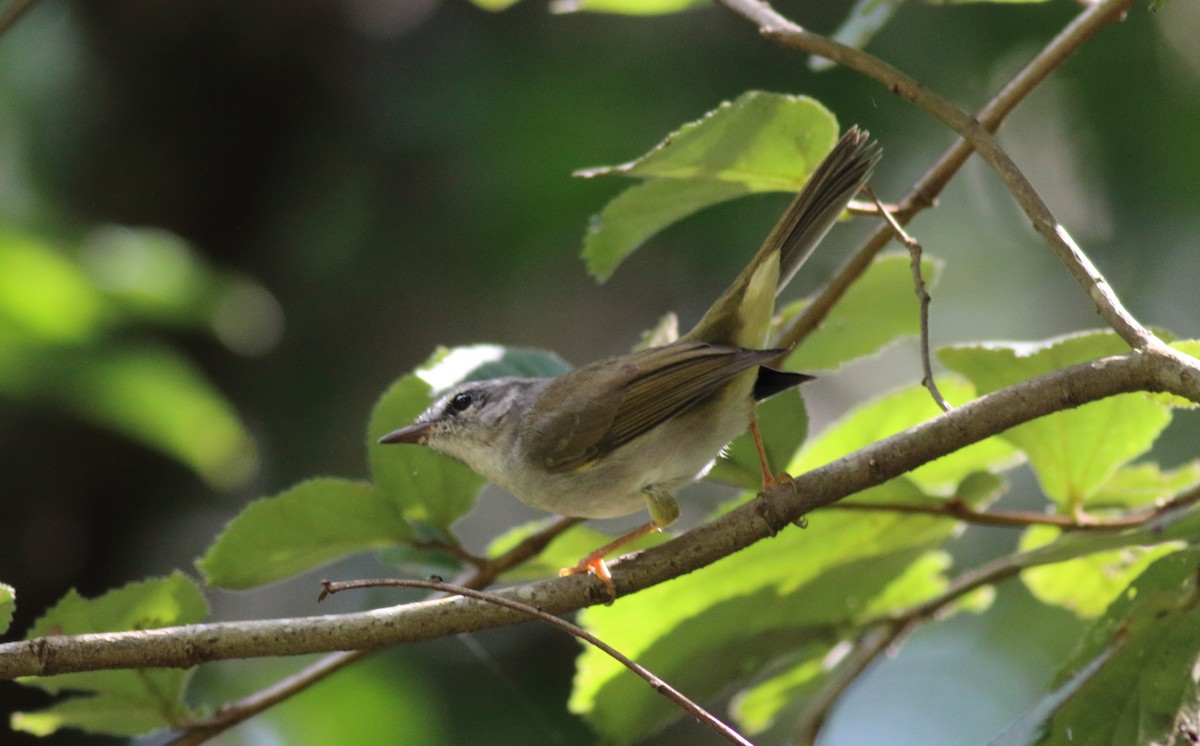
<box><xmin>450</xmin><ymin>392</ymin><xmax>474</xmax><ymax>412</ymax></box>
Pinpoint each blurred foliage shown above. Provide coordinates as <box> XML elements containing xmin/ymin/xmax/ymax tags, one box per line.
<box><xmin>0</xmin><ymin>0</ymin><xmax>1198</xmax><ymax>745</ymax></box>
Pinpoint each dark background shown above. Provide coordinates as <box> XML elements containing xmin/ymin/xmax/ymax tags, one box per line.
<box><xmin>1</xmin><ymin>0</ymin><xmax>1198</xmax><ymax>743</ymax></box>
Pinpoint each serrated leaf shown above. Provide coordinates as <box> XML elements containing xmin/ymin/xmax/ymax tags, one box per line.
<box><xmin>14</xmin><ymin>572</ymin><xmax>206</xmax><ymax>737</ymax></box>
<box><xmin>569</xmin><ymin>477</ymin><xmax>967</xmax><ymax>742</ymax></box>
<box><xmin>781</xmin><ymin>253</ymin><xmax>941</xmax><ymax>372</ymax></box>
<box><xmin>368</xmin><ymin>346</ymin><xmax>568</xmax><ymax>530</ymax></box>
<box><xmin>1018</xmin><ymin>524</ymin><xmax>1183</xmax><ymax>618</ymax></box>
<box><xmin>939</xmin><ymin>332</ymin><xmax>1174</xmax><ymax>510</ymax></box>
<box><xmin>197</xmin><ymin>478</ymin><xmax>412</xmax><ymax>589</ymax></box>
<box><xmin>582</xmin><ymin>179</ymin><xmax>750</xmax><ymax>281</ymax></box>
<box><xmin>793</xmin><ymin>377</ymin><xmax>1021</xmax><ymax>495</ymax></box>
<box><xmin>576</xmin><ymin>92</ymin><xmax>839</xmax><ymax>280</ymax></box>
<box><xmin>0</xmin><ymin>582</ymin><xmax>14</xmax><ymax>634</ymax></box>
<box><xmin>1019</xmin><ymin>547</ymin><xmax>1200</xmax><ymax>746</ymax></box>
<box><xmin>709</xmin><ymin>389</ymin><xmax>809</xmax><ymax>490</ymax></box>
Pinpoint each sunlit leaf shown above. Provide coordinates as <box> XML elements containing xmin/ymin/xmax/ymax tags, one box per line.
<box><xmin>58</xmin><ymin>345</ymin><xmax>258</xmax><ymax>489</ymax></box>
<box><xmin>1018</xmin><ymin>524</ymin><xmax>1183</xmax><ymax>618</ymax></box>
<box><xmin>792</xmin><ymin>377</ymin><xmax>1021</xmax><ymax>495</ymax></box>
<box><xmin>13</xmin><ymin>573</ymin><xmax>206</xmax><ymax>737</ymax></box>
<box><xmin>0</xmin><ymin>233</ymin><xmax>106</xmax><ymax>343</ymax></box>
<box><xmin>569</xmin><ymin>477</ymin><xmax>974</xmax><ymax>742</ymax></box>
<box><xmin>0</xmin><ymin>230</ymin><xmax>265</xmax><ymax>487</ymax></box>
<box><xmin>731</xmin><ymin>552</ymin><xmax>955</xmax><ymax>735</ymax></box>
<box><xmin>197</xmin><ymin>478</ymin><xmax>412</xmax><ymax>589</ymax></box>
<box><xmin>781</xmin><ymin>253</ymin><xmax>941</xmax><ymax>372</ymax></box>
<box><xmin>939</xmin><ymin>332</ymin><xmax>1173</xmax><ymax>509</ymax></box>
<box><xmin>577</xmin><ymin>92</ymin><xmax>839</xmax><ymax>280</ymax></box>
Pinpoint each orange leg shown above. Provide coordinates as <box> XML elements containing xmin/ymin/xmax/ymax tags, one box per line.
<box><xmin>750</xmin><ymin>417</ymin><xmax>793</xmax><ymax>492</ymax></box>
<box><xmin>559</xmin><ymin>521</ymin><xmax>660</xmax><ymax>595</ymax></box>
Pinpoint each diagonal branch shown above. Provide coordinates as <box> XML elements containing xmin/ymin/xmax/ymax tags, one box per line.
<box><xmin>3</xmin><ymin>349</ymin><xmax>1197</xmax><ymax>680</ymax></box>
<box><xmin>733</xmin><ymin>0</ymin><xmax>1152</xmax><ymax>352</ymax></box>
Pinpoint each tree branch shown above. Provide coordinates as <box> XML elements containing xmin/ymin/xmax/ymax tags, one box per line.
<box><xmin>3</xmin><ymin>350</ymin><xmax>1197</xmax><ymax>680</ymax></box>
<box><xmin>743</xmin><ymin>0</ymin><xmax>1149</xmax><ymax>352</ymax></box>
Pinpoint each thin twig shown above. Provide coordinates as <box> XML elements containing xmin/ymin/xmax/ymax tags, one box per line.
<box><xmin>831</xmin><ymin>480</ymin><xmax>1200</xmax><ymax>531</ymax></box>
<box><xmin>742</xmin><ymin>0</ymin><xmax>1157</xmax><ymax>350</ymax></box>
<box><xmin>732</xmin><ymin>0</ymin><xmax>1145</xmax><ymax>352</ymax></box>
<box><xmin>320</xmin><ymin>578</ymin><xmax>756</xmax><ymax>746</ymax></box>
<box><xmin>170</xmin><ymin>651</ymin><xmax>368</xmax><ymax>746</ymax></box>
<box><xmin>794</xmin><ymin>625</ymin><xmax>909</xmax><ymax>746</ymax></box>
<box><xmin>166</xmin><ymin>516</ymin><xmax>583</xmax><ymax>744</ymax></box>
<box><xmin>865</xmin><ymin>185</ymin><xmax>951</xmax><ymax>412</ymax></box>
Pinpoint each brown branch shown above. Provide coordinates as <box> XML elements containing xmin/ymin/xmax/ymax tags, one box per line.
<box><xmin>833</xmin><ymin>480</ymin><xmax>1200</xmax><ymax>531</ymax></box>
<box><xmin>4</xmin><ymin>350</ymin><xmax>1197</xmax><ymax>680</ymax></box>
<box><xmin>320</xmin><ymin>578</ymin><xmax>755</xmax><ymax>746</ymax></box>
<box><xmin>740</xmin><ymin>0</ymin><xmax>1146</xmax><ymax>352</ymax></box>
<box><xmin>737</xmin><ymin>0</ymin><xmax>1156</xmax><ymax>349</ymax></box>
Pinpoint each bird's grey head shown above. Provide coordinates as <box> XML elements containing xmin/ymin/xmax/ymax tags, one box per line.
<box><xmin>378</xmin><ymin>377</ymin><xmax>545</xmax><ymax>480</ymax></box>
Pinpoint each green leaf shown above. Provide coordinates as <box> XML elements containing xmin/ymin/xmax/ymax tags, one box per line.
<box><xmin>550</xmin><ymin>0</ymin><xmax>708</xmax><ymax>14</ymax></box>
<box><xmin>368</xmin><ymin>345</ymin><xmax>568</xmax><ymax>530</ymax></box>
<box><xmin>14</xmin><ymin>572</ymin><xmax>206</xmax><ymax>737</ymax></box>
<box><xmin>0</xmin><ymin>582</ymin><xmax>13</xmax><ymax>634</ymax></box>
<box><xmin>792</xmin><ymin>377</ymin><xmax>1022</xmax><ymax>495</ymax></box>
<box><xmin>1018</xmin><ymin>524</ymin><xmax>1183</xmax><ymax>618</ymax></box>
<box><xmin>0</xmin><ymin>231</ymin><xmax>262</xmax><ymax>489</ymax></box>
<box><xmin>576</xmin><ymin>92</ymin><xmax>839</xmax><ymax>280</ymax></box>
<box><xmin>939</xmin><ymin>332</ymin><xmax>1174</xmax><ymax>509</ymax></box>
<box><xmin>51</xmin><ymin>344</ymin><xmax>259</xmax><ymax>489</ymax></box>
<box><xmin>582</xmin><ymin>179</ymin><xmax>750</xmax><ymax>282</ymax></box>
<box><xmin>731</xmin><ymin>551</ymin><xmax>955</xmax><ymax>735</ymax></box>
<box><xmin>709</xmin><ymin>388</ymin><xmax>809</xmax><ymax>490</ymax></box>
<box><xmin>569</xmin><ymin>477</ymin><xmax>973</xmax><ymax>742</ymax></box>
<box><xmin>782</xmin><ymin>253</ymin><xmax>942</xmax><ymax>371</ymax></box>
<box><xmin>1021</xmin><ymin>547</ymin><xmax>1200</xmax><ymax>745</ymax></box>
<box><xmin>197</xmin><ymin>478</ymin><xmax>412</xmax><ymax>589</ymax></box>
<box><xmin>0</xmin><ymin>233</ymin><xmax>107</xmax><ymax>343</ymax></box>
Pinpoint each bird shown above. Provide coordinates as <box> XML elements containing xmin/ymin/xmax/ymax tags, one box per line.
<box><xmin>379</xmin><ymin>126</ymin><xmax>880</xmax><ymax>591</ymax></box>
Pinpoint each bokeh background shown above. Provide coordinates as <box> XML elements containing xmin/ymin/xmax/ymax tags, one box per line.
<box><xmin>1</xmin><ymin>0</ymin><xmax>1198</xmax><ymax>744</ymax></box>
